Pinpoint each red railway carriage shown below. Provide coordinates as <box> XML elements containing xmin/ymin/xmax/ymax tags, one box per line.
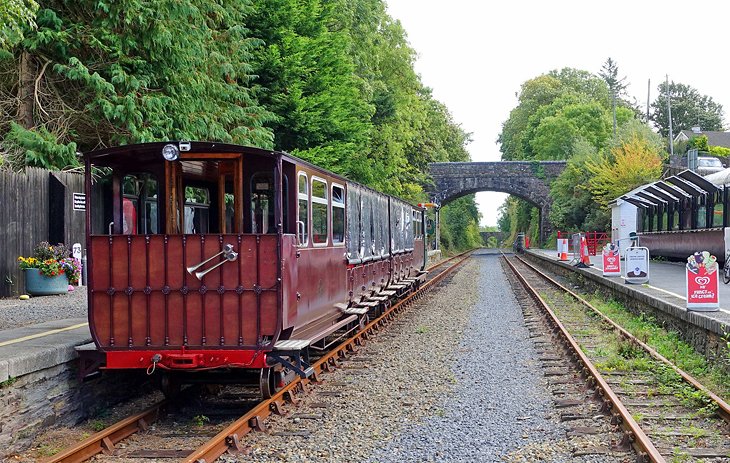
<box><xmin>82</xmin><ymin>141</ymin><xmax>426</xmax><ymax>396</ymax></box>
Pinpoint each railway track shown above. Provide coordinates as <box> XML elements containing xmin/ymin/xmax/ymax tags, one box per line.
<box><xmin>44</xmin><ymin>252</ymin><xmax>471</xmax><ymax>463</ymax></box>
<box><xmin>503</xmin><ymin>253</ymin><xmax>730</xmax><ymax>462</ymax></box>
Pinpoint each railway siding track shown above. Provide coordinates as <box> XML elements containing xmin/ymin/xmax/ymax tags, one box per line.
<box><xmin>501</xmin><ymin>258</ymin><xmax>633</xmax><ymax>461</ymax></box>
<box><xmin>43</xmin><ymin>252</ymin><xmax>471</xmax><ymax>463</ymax></box>
<box><xmin>504</xmin><ymin>254</ymin><xmax>730</xmax><ymax>462</ymax></box>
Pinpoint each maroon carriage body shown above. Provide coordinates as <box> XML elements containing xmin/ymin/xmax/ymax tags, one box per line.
<box><xmin>84</xmin><ymin>142</ymin><xmax>426</xmax><ymax>376</ymax></box>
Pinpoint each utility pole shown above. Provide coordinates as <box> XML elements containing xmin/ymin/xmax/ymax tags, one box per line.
<box><xmin>666</xmin><ymin>75</ymin><xmax>674</xmax><ymax>157</ymax></box>
<box><xmin>612</xmin><ymin>90</ymin><xmax>617</xmax><ymax>138</ymax></box>
<box><xmin>646</xmin><ymin>78</ymin><xmax>650</xmax><ymax>122</ymax></box>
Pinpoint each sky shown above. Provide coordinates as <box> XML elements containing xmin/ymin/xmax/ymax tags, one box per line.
<box><xmin>385</xmin><ymin>0</ymin><xmax>730</xmax><ymax>226</ymax></box>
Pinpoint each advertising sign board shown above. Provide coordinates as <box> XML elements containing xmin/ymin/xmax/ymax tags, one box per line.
<box><xmin>624</xmin><ymin>247</ymin><xmax>649</xmax><ymax>284</ymax></box>
<box><xmin>602</xmin><ymin>243</ymin><xmax>621</xmax><ymax>276</ymax></box>
<box><xmin>686</xmin><ymin>251</ymin><xmax>720</xmax><ymax>311</ymax></box>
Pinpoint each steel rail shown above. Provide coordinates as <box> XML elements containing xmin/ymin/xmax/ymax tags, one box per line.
<box><xmin>44</xmin><ymin>250</ymin><xmax>472</xmax><ymax>463</ymax></box>
<box><xmin>44</xmin><ymin>402</ymin><xmax>166</xmax><ymax>463</ymax></box>
<box><xmin>502</xmin><ymin>254</ymin><xmax>665</xmax><ymax>463</ymax></box>
<box><xmin>183</xmin><ymin>251</ymin><xmax>472</xmax><ymax>463</ymax></box>
<box><xmin>515</xmin><ymin>254</ymin><xmax>730</xmax><ymax>424</ymax></box>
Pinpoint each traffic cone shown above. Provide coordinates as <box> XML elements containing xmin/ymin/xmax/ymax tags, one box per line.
<box><xmin>558</xmin><ymin>239</ymin><xmax>568</xmax><ymax>261</ymax></box>
<box><xmin>576</xmin><ymin>236</ymin><xmax>592</xmax><ymax>267</ymax></box>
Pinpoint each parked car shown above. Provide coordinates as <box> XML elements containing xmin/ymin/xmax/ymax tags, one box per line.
<box><xmin>697</xmin><ymin>156</ymin><xmax>725</xmax><ymax>175</ymax></box>
<box><xmin>678</xmin><ymin>155</ymin><xmax>725</xmax><ymax>175</ymax></box>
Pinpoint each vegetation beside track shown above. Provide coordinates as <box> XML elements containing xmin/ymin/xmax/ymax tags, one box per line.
<box><xmin>586</xmin><ymin>295</ymin><xmax>730</xmax><ymax>400</ymax></box>
<box><xmin>540</xmin><ymin>291</ymin><xmax>721</xmax><ymax>418</ymax></box>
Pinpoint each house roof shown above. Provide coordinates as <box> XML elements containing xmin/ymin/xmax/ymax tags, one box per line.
<box><xmin>675</xmin><ymin>130</ymin><xmax>730</xmax><ymax>148</ymax></box>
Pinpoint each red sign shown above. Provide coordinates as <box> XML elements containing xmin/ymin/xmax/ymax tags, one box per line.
<box><xmin>602</xmin><ymin>243</ymin><xmax>621</xmax><ymax>276</ymax></box>
<box><xmin>686</xmin><ymin>251</ymin><xmax>719</xmax><ymax>311</ymax></box>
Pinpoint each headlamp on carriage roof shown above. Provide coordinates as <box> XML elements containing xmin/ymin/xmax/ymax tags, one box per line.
<box><xmin>162</xmin><ymin>143</ymin><xmax>179</xmax><ymax>161</ymax></box>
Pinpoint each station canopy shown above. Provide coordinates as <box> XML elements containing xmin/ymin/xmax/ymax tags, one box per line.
<box><xmin>615</xmin><ymin>169</ymin><xmax>719</xmax><ymax>209</ymax></box>
<box><xmin>703</xmin><ymin>167</ymin><xmax>730</xmax><ymax>186</ymax></box>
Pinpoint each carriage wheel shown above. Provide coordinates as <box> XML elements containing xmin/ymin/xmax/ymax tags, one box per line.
<box><xmin>160</xmin><ymin>374</ymin><xmax>181</xmax><ymax>400</ymax></box>
<box><xmin>259</xmin><ymin>367</ymin><xmax>277</xmax><ymax>399</ymax></box>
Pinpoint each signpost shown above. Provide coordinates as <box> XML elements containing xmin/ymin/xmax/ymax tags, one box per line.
<box><xmin>602</xmin><ymin>243</ymin><xmax>621</xmax><ymax>276</ymax></box>
<box><xmin>686</xmin><ymin>251</ymin><xmax>719</xmax><ymax>311</ymax></box>
<box><xmin>624</xmin><ymin>247</ymin><xmax>649</xmax><ymax>284</ymax></box>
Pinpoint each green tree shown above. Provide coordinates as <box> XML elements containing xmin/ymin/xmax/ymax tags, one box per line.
<box><xmin>687</xmin><ymin>134</ymin><xmax>709</xmax><ymax>152</ymax></box>
<box><xmin>586</xmin><ymin>123</ymin><xmax>664</xmax><ymax>206</ymax></box>
<box><xmin>598</xmin><ymin>57</ymin><xmax>627</xmax><ymax>137</ymax></box>
<box><xmin>0</xmin><ymin>0</ymin><xmax>38</xmax><ymax>49</ymax></box>
<box><xmin>548</xmin><ymin>139</ymin><xmax>602</xmax><ymax>232</ymax></box>
<box><xmin>650</xmin><ymin>81</ymin><xmax>724</xmax><ymax>138</ymax></box>
<box><xmin>549</xmin><ymin>119</ymin><xmax>663</xmax><ymax>232</ymax></box>
<box><xmin>247</xmin><ymin>0</ymin><xmax>372</xmax><ymax>178</ymax></box>
<box><xmin>1</xmin><ymin>0</ymin><xmax>273</xmax><ymax>169</ymax></box>
<box><xmin>440</xmin><ymin>195</ymin><xmax>482</xmax><ymax>252</ymax></box>
<box><xmin>499</xmin><ymin>68</ymin><xmax>611</xmax><ymax>161</ymax></box>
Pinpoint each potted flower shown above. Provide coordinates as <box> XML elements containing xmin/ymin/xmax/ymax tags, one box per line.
<box><xmin>17</xmin><ymin>242</ymin><xmax>81</xmax><ymax>295</ymax></box>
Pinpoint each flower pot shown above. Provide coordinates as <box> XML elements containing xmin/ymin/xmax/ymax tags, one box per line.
<box><xmin>24</xmin><ymin>268</ymin><xmax>68</xmax><ymax>296</ymax></box>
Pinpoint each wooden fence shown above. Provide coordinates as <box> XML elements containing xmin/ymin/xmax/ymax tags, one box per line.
<box><xmin>0</xmin><ymin>167</ymin><xmax>86</xmax><ymax>297</ymax></box>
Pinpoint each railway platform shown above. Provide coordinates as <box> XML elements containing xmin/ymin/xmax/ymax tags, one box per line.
<box><xmin>525</xmin><ymin>248</ymin><xmax>730</xmax><ymax>361</ymax></box>
<box><xmin>0</xmin><ymin>317</ymin><xmax>90</xmax><ymax>382</ymax></box>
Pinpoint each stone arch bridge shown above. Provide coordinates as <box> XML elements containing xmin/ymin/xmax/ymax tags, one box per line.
<box><xmin>428</xmin><ymin>161</ymin><xmax>567</xmax><ymax>244</ymax></box>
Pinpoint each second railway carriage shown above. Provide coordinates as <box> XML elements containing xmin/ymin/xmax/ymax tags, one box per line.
<box><xmin>81</xmin><ymin>141</ymin><xmax>427</xmax><ymax>397</ymax></box>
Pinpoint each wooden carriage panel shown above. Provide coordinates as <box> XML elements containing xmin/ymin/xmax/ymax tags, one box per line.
<box><xmin>89</xmin><ymin>233</ymin><xmax>280</xmax><ymax>350</ymax></box>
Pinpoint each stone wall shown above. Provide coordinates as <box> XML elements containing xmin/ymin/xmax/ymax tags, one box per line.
<box><xmin>0</xmin><ymin>362</ymin><xmax>150</xmax><ymax>457</ymax></box>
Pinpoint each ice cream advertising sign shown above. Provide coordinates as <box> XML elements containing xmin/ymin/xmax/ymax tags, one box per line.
<box><xmin>686</xmin><ymin>251</ymin><xmax>719</xmax><ymax>311</ymax></box>
<box><xmin>602</xmin><ymin>243</ymin><xmax>621</xmax><ymax>276</ymax></box>
<box><xmin>624</xmin><ymin>247</ymin><xmax>649</xmax><ymax>284</ymax></box>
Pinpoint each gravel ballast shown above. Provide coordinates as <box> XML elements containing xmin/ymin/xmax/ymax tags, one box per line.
<box><xmin>225</xmin><ymin>251</ymin><xmax>590</xmax><ymax>462</ymax></box>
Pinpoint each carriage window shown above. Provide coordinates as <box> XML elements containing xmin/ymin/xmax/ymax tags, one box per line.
<box><xmin>312</xmin><ymin>178</ymin><xmax>328</xmax><ymax>245</ymax></box>
<box><xmin>122</xmin><ymin>173</ymin><xmax>159</xmax><ymax>234</ymax></box>
<box><xmin>298</xmin><ymin>173</ymin><xmax>309</xmax><ymax>245</ymax></box>
<box><xmin>184</xmin><ymin>186</ymin><xmax>210</xmax><ymax>234</ymax></box>
<box><xmin>251</xmin><ymin>173</ymin><xmax>274</xmax><ymax>233</ymax></box>
<box><xmin>413</xmin><ymin>210</ymin><xmax>422</xmax><ymax>239</ymax></box>
<box><xmin>250</xmin><ymin>172</ymin><xmax>287</xmax><ymax>234</ymax></box>
<box><xmin>332</xmin><ymin>184</ymin><xmax>345</xmax><ymax>244</ymax></box>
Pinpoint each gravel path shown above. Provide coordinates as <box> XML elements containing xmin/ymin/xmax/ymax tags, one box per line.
<box><xmin>223</xmin><ymin>250</ymin><xmax>593</xmax><ymax>463</ymax></box>
<box><xmin>0</xmin><ymin>287</ymin><xmax>87</xmax><ymax>330</ymax></box>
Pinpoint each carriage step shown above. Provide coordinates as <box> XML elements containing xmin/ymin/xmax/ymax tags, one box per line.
<box><xmin>387</xmin><ymin>283</ymin><xmax>408</xmax><ymax>289</ymax></box>
<box><xmin>378</xmin><ymin>290</ymin><xmax>397</xmax><ymax>296</ymax></box>
<box><xmin>274</xmin><ymin>339</ymin><xmax>310</xmax><ymax>350</ymax></box>
<box><xmin>356</xmin><ymin>301</ymin><xmax>379</xmax><ymax>308</ymax></box>
<box><xmin>344</xmin><ymin>307</ymin><xmax>369</xmax><ymax>315</ymax></box>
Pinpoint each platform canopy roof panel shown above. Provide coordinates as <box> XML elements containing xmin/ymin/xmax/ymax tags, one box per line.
<box><xmin>674</xmin><ymin>169</ymin><xmax>719</xmax><ymax>194</ymax></box>
<box><xmin>615</xmin><ymin>170</ymin><xmax>719</xmax><ymax>207</ymax></box>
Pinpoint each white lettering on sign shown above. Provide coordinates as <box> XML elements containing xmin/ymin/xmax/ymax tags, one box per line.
<box><xmin>73</xmin><ymin>193</ymin><xmax>86</xmax><ymax>211</ymax></box>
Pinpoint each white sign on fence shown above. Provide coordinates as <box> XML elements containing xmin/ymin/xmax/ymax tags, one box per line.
<box><xmin>73</xmin><ymin>193</ymin><xmax>86</xmax><ymax>211</ymax></box>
